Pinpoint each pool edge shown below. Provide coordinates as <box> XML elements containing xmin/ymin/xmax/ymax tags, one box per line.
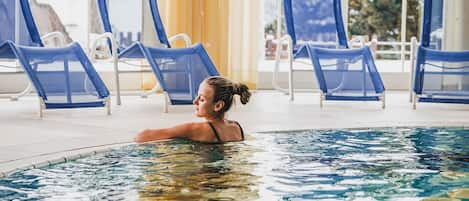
<box><xmin>0</xmin><ymin>142</ymin><xmax>133</xmax><ymax>178</ymax></box>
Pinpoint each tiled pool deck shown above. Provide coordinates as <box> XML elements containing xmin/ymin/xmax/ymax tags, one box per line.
<box><xmin>1</xmin><ymin>90</ymin><xmax>469</xmax><ymax>175</ymax></box>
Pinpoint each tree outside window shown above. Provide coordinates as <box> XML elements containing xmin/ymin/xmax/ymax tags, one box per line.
<box><xmin>349</xmin><ymin>0</ymin><xmax>421</xmax><ymax>59</ymax></box>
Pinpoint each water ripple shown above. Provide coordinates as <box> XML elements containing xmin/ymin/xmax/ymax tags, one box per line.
<box><xmin>0</xmin><ymin>127</ymin><xmax>468</xmax><ymax>200</ymax></box>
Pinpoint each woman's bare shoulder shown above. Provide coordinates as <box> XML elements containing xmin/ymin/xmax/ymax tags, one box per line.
<box><xmin>178</xmin><ymin>121</ymin><xmax>207</xmax><ymax>129</ymax></box>
<box><xmin>174</xmin><ymin>121</ymin><xmax>209</xmax><ymax>136</ymax></box>
<box><xmin>226</xmin><ymin>120</ymin><xmax>242</xmax><ymax>129</ymax></box>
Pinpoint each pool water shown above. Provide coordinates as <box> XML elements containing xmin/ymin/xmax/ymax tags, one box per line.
<box><xmin>0</xmin><ymin>127</ymin><xmax>468</xmax><ymax>200</ymax></box>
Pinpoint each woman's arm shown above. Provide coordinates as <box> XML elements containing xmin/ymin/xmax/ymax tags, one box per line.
<box><xmin>134</xmin><ymin>123</ymin><xmax>201</xmax><ymax>143</ymax></box>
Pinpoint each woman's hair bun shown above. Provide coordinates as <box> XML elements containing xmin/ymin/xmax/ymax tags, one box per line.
<box><xmin>234</xmin><ymin>83</ymin><xmax>251</xmax><ymax>104</ymax></box>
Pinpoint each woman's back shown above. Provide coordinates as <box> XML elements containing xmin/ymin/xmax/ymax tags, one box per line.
<box><xmin>206</xmin><ymin>120</ymin><xmax>244</xmax><ymax>143</ymax></box>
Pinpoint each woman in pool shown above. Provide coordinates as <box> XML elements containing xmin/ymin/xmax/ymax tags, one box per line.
<box><xmin>135</xmin><ymin>76</ymin><xmax>251</xmax><ymax>143</ymax></box>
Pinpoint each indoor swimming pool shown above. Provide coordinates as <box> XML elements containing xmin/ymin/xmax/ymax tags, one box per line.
<box><xmin>0</xmin><ymin>127</ymin><xmax>468</xmax><ymax>200</ymax></box>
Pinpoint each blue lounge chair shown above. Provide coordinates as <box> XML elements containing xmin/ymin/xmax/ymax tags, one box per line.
<box><xmin>273</xmin><ymin>0</ymin><xmax>349</xmax><ymax>100</ymax></box>
<box><xmin>2</xmin><ymin>0</ymin><xmax>111</xmax><ymax>116</ymax></box>
<box><xmin>95</xmin><ymin>0</ymin><xmax>219</xmax><ymax>112</ymax></box>
<box><xmin>140</xmin><ymin>44</ymin><xmax>219</xmax><ymax>111</ymax></box>
<box><xmin>308</xmin><ymin>46</ymin><xmax>385</xmax><ymax>108</ymax></box>
<box><xmin>274</xmin><ymin>0</ymin><xmax>385</xmax><ymax>107</ymax></box>
<box><xmin>411</xmin><ymin>0</ymin><xmax>469</xmax><ymax>109</ymax></box>
<box><xmin>119</xmin><ymin>43</ymin><xmax>220</xmax><ymax>111</ymax></box>
<box><xmin>94</xmin><ymin>0</ymin><xmax>193</xmax><ymax>106</ymax></box>
<box><xmin>11</xmin><ymin>42</ymin><xmax>111</xmax><ymax>117</ymax></box>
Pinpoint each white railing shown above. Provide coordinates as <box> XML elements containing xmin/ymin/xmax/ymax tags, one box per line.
<box><xmin>267</xmin><ymin>38</ymin><xmax>415</xmax><ymax>63</ymax></box>
<box><xmin>370</xmin><ymin>40</ymin><xmax>412</xmax><ymax>58</ymax></box>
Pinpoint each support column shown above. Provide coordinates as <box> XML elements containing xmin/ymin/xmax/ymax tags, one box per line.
<box><xmin>443</xmin><ymin>0</ymin><xmax>469</xmax><ymax>50</ymax></box>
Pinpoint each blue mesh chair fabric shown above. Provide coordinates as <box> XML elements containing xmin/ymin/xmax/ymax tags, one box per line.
<box><xmin>0</xmin><ymin>41</ymin><xmax>16</xmax><ymax>59</ymax></box>
<box><xmin>0</xmin><ymin>0</ymin><xmax>15</xmax><ymax>58</ymax></box>
<box><xmin>309</xmin><ymin>46</ymin><xmax>385</xmax><ymax>101</ymax></box>
<box><xmin>285</xmin><ymin>0</ymin><xmax>348</xmax><ymax>59</ymax></box>
<box><xmin>0</xmin><ymin>0</ymin><xmax>15</xmax><ymax>44</ymax></box>
<box><xmin>0</xmin><ymin>0</ymin><xmax>36</xmax><ymax>59</ymax></box>
<box><xmin>285</xmin><ymin>0</ymin><xmax>385</xmax><ymax>104</ymax></box>
<box><xmin>414</xmin><ymin>46</ymin><xmax>469</xmax><ymax>104</ymax></box>
<box><xmin>18</xmin><ymin>0</ymin><xmax>44</xmax><ymax>47</ymax></box>
<box><xmin>12</xmin><ymin>42</ymin><xmax>110</xmax><ymax>109</ymax></box>
<box><xmin>143</xmin><ymin>44</ymin><xmax>220</xmax><ymax>104</ymax></box>
<box><xmin>121</xmin><ymin>43</ymin><xmax>220</xmax><ymax>105</ymax></box>
<box><xmin>413</xmin><ymin>0</ymin><xmax>469</xmax><ymax>105</ymax></box>
<box><xmin>420</xmin><ymin>0</ymin><xmax>443</xmax><ymax>50</ymax></box>
<box><xmin>148</xmin><ymin>0</ymin><xmax>170</xmax><ymax>48</ymax></box>
<box><xmin>3</xmin><ymin>0</ymin><xmax>110</xmax><ymax>111</ymax></box>
<box><xmin>0</xmin><ymin>0</ymin><xmax>16</xmax><ymax>59</ymax></box>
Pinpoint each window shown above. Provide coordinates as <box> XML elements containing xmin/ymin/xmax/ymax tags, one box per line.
<box><xmin>263</xmin><ymin>0</ymin><xmax>285</xmax><ymax>61</ymax></box>
<box><xmin>261</xmin><ymin>0</ymin><xmax>422</xmax><ymax>72</ymax></box>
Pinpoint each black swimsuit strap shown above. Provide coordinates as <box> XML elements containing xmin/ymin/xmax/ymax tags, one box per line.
<box><xmin>208</xmin><ymin>122</ymin><xmax>222</xmax><ymax>142</ymax></box>
<box><xmin>208</xmin><ymin>121</ymin><xmax>245</xmax><ymax>142</ymax></box>
<box><xmin>233</xmin><ymin>121</ymin><xmax>245</xmax><ymax>140</ymax></box>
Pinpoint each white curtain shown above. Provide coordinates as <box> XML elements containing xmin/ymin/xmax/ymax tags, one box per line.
<box><xmin>227</xmin><ymin>0</ymin><xmax>262</xmax><ymax>88</ymax></box>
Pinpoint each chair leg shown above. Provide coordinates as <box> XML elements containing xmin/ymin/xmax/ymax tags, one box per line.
<box><xmin>38</xmin><ymin>97</ymin><xmax>45</xmax><ymax>118</ymax></box>
<box><xmin>112</xmin><ymin>52</ymin><xmax>122</xmax><ymax>106</ymax></box>
<box><xmin>412</xmin><ymin>92</ymin><xmax>417</xmax><ymax>110</ymax></box>
<box><xmin>380</xmin><ymin>92</ymin><xmax>386</xmax><ymax>109</ymax></box>
<box><xmin>163</xmin><ymin>91</ymin><xmax>169</xmax><ymax>113</ymax></box>
<box><xmin>409</xmin><ymin>91</ymin><xmax>413</xmax><ymax>103</ymax></box>
<box><xmin>288</xmin><ymin>56</ymin><xmax>294</xmax><ymax>101</ymax></box>
<box><xmin>319</xmin><ymin>92</ymin><xmax>324</xmax><ymax>108</ymax></box>
<box><xmin>105</xmin><ymin>97</ymin><xmax>111</xmax><ymax>115</ymax></box>
<box><xmin>409</xmin><ymin>37</ymin><xmax>417</xmax><ymax>103</ymax></box>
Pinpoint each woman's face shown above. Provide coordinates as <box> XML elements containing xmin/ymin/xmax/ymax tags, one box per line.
<box><xmin>193</xmin><ymin>82</ymin><xmax>217</xmax><ymax>118</ymax></box>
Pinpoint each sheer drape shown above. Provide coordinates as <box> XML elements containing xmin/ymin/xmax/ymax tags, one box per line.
<box><xmin>157</xmin><ymin>0</ymin><xmax>260</xmax><ymax>88</ymax></box>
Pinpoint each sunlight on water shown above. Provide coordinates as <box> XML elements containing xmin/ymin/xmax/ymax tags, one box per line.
<box><xmin>0</xmin><ymin>127</ymin><xmax>468</xmax><ymax>200</ymax></box>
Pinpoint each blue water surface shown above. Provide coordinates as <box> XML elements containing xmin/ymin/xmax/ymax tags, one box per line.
<box><xmin>0</xmin><ymin>127</ymin><xmax>468</xmax><ymax>200</ymax></box>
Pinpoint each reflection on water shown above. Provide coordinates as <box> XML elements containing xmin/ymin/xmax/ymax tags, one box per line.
<box><xmin>136</xmin><ymin>140</ymin><xmax>260</xmax><ymax>200</ymax></box>
<box><xmin>0</xmin><ymin>128</ymin><xmax>468</xmax><ymax>200</ymax></box>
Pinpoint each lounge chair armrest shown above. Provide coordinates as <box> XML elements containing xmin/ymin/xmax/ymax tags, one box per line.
<box><xmin>41</xmin><ymin>32</ymin><xmax>66</xmax><ymax>47</ymax></box>
<box><xmin>89</xmin><ymin>32</ymin><xmax>118</xmax><ymax>61</ymax></box>
<box><xmin>168</xmin><ymin>33</ymin><xmax>192</xmax><ymax>47</ymax></box>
